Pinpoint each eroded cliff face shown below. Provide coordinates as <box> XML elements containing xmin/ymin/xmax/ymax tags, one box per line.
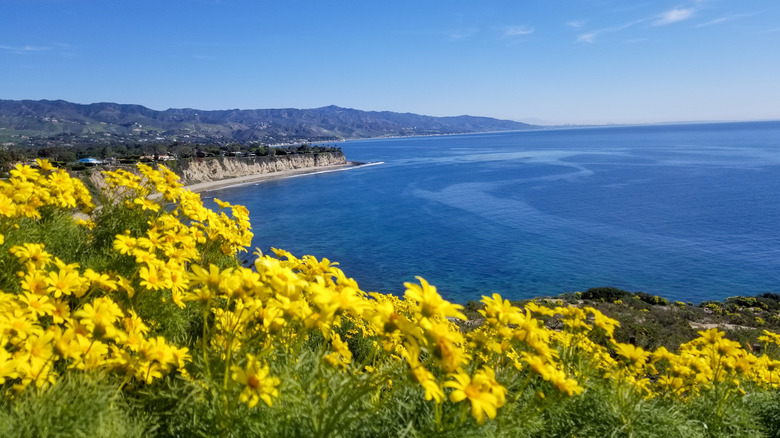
<box><xmin>82</xmin><ymin>152</ymin><xmax>347</xmax><ymax>191</ymax></box>
<box><xmin>176</xmin><ymin>152</ymin><xmax>346</xmax><ymax>185</ymax></box>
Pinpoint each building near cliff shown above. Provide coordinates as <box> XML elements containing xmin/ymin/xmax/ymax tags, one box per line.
<box><xmin>78</xmin><ymin>158</ymin><xmax>103</xmax><ymax>165</ymax></box>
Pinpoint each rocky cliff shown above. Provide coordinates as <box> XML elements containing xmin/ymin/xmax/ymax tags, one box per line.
<box><xmin>175</xmin><ymin>151</ymin><xmax>347</xmax><ymax>185</ymax></box>
<box><xmin>82</xmin><ymin>151</ymin><xmax>348</xmax><ymax>191</ymax></box>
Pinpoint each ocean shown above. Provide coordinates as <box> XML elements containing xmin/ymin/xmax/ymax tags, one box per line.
<box><xmin>206</xmin><ymin>121</ymin><xmax>780</xmax><ymax>304</ymax></box>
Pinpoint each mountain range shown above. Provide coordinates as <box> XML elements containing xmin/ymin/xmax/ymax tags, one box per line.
<box><xmin>0</xmin><ymin>99</ymin><xmax>535</xmax><ymax>147</ymax></box>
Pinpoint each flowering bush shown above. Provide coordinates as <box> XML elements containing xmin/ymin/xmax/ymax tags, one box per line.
<box><xmin>1</xmin><ymin>160</ymin><xmax>780</xmax><ymax>437</ymax></box>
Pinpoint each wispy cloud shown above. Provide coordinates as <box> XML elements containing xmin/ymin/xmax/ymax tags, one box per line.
<box><xmin>695</xmin><ymin>13</ymin><xmax>752</xmax><ymax>28</ymax></box>
<box><xmin>576</xmin><ymin>19</ymin><xmax>645</xmax><ymax>43</ymax></box>
<box><xmin>654</xmin><ymin>8</ymin><xmax>695</xmax><ymax>26</ymax></box>
<box><xmin>447</xmin><ymin>28</ymin><xmax>478</xmax><ymax>41</ymax></box>
<box><xmin>575</xmin><ymin>1</ymin><xmax>710</xmax><ymax>43</ymax></box>
<box><xmin>503</xmin><ymin>26</ymin><xmax>534</xmax><ymax>37</ymax></box>
<box><xmin>577</xmin><ymin>32</ymin><xmax>597</xmax><ymax>43</ymax></box>
<box><xmin>0</xmin><ymin>44</ymin><xmax>50</xmax><ymax>54</ymax></box>
<box><xmin>695</xmin><ymin>17</ymin><xmax>728</xmax><ymax>27</ymax></box>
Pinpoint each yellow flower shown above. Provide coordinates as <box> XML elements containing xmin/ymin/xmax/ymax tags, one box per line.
<box><xmin>425</xmin><ymin>321</ymin><xmax>467</xmax><ymax>373</ymax></box>
<box><xmin>50</xmin><ymin>299</ymin><xmax>71</xmax><ymax>324</ymax></box>
<box><xmin>368</xmin><ymin>298</ymin><xmax>414</xmax><ymax>339</ymax></box>
<box><xmin>10</xmin><ymin>163</ymin><xmax>39</xmax><ymax>180</ymax></box>
<box><xmin>614</xmin><ymin>342</ymin><xmax>651</xmax><ymax>369</ymax></box>
<box><xmin>19</xmin><ymin>331</ymin><xmax>56</xmax><ymax>371</ymax></box>
<box><xmin>214</xmin><ymin>198</ymin><xmax>231</xmax><ymax>209</ymax></box>
<box><xmin>324</xmin><ymin>333</ymin><xmax>353</xmax><ymax>369</ymax></box>
<box><xmin>714</xmin><ymin>338</ymin><xmax>742</xmax><ymax>358</ymax></box>
<box><xmin>524</xmin><ymin>302</ymin><xmax>557</xmax><ymax>317</ymax></box>
<box><xmin>139</xmin><ymin>265</ymin><xmax>171</xmax><ymax>291</ymax></box>
<box><xmin>10</xmin><ymin>243</ymin><xmax>52</xmax><ymax>269</ymax></box>
<box><xmin>558</xmin><ymin>306</ymin><xmax>592</xmax><ymax>332</ymax></box>
<box><xmin>476</xmin><ymin>366</ymin><xmax>507</xmax><ymax>406</ymax></box>
<box><xmin>15</xmin><ymin>357</ymin><xmax>56</xmax><ymax>389</ymax></box>
<box><xmin>0</xmin><ymin>348</ymin><xmax>19</xmax><ymax>384</ymax></box>
<box><xmin>651</xmin><ymin>346</ymin><xmax>676</xmax><ymax>364</ymax></box>
<box><xmin>413</xmin><ymin>365</ymin><xmax>444</xmax><ymax>403</ymax></box>
<box><xmin>116</xmin><ymin>275</ymin><xmax>136</xmax><ymax>298</ymax></box>
<box><xmin>83</xmin><ymin>269</ymin><xmax>118</xmax><ymax>291</ymax></box>
<box><xmin>256</xmin><ymin>303</ymin><xmax>286</xmax><ymax>333</ymax></box>
<box><xmin>479</xmin><ymin>293</ymin><xmax>522</xmax><ymax>326</ymax></box>
<box><xmin>548</xmin><ymin>368</ymin><xmax>584</xmax><ymax>396</ymax></box>
<box><xmin>758</xmin><ymin>330</ymin><xmax>780</xmax><ymax>346</ymax></box>
<box><xmin>403</xmin><ymin>344</ymin><xmax>444</xmax><ymax>403</ymax></box>
<box><xmin>0</xmin><ymin>195</ymin><xmax>15</xmax><ymax>218</ymax></box>
<box><xmin>20</xmin><ymin>271</ymin><xmax>49</xmax><ymax>296</ymax></box>
<box><xmin>133</xmin><ymin>197</ymin><xmax>161</xmax><ymax>212</ymax></box>
<box><xmin>73</xmin><ymin>297</ymin><xmax>124</xmax><ymax>339</ymax></box>
<box><xmin>404</xmin><ymin>276</ymin><xmax>466</xmax><ymax>323</ymax></box>
<box><xmin>697</xmin><ymin>328</ymin><xmax>725</xmax><ymax>344</ymax></box>
<box><xmin>18</xmin><ymin>292</ymin><xmax>56</xmax><ymax>318</ymax></box>
<box><xmin>137</xmin><ymin>228</ymin><xmax>165</xmax><ymax>251</ymax></box>
<box><xmin>75</xmin><ymin>218</ymin><xmax>96</xmax><ymax>229</ymax></box>
<box><xmin>72</xmin><ymin>338</ymin><xmax>110</xmax><ymax>371</ymax></box>
<box><xmin>138</xmin><ymin>336</ymin><xmax>177</xmax><ymax>369</ymax></box>
<box><xmin>5</xmin><ymin>309</ymin><xmax>43</xmax><ymax>341</ymax></box>
<box><xmin>113</xmin><ymin>233</ymin><xmax>138</xmax><ymax>255</ymax></box>
<box><xmin>522</xmin><ymin>352</ymin><xmax>556</xmax><ymax>381</ymax></box>
<box><xmin>189</xmin><ymin>264</ymin><xmax>225</xmax><ymax>291</ymax></box>
<box><xmin>444</xmin><ymin>367</ymin><xmax>504</xmax><ymax>424</ymax></box>
<box><xmin>46</xmin><ymin>268</ymin><xmax>83</xmax><ymax>298</ymax></box>
<box><xmin>312</xmin><ymin>284</ymin><xmax>370</xmax><ymax>321</ymax></box>
<box><xmin>231</xmin><ymin>354</ymin><xmax>280</xmax><ymax>408</ymax></box>
<box><xmin>35</xmin><ymin>158</ymin><xmax>54</xmax><ymax>172</ymax></box>
<box><xmin>587</xmin><ymin>307</ymin><xmax>620</xmax><ymax>337</ymax></box>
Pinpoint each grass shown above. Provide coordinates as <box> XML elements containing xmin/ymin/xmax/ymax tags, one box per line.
<box><xmin>0</xmin><ymin>373</ymin><xmax>152</xmax><ymax>438</ymax></box>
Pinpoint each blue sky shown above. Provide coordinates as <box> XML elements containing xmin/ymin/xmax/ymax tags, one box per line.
<box><xmin>2</xmin><ymin>0</ymin><xmax>779</xmax><ymax>125</ymax></box>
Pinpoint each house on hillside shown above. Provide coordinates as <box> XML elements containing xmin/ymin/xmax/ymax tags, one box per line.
<box><xmin>78</xmin><ymin>158</ymin><xmax>103</xmax><ymax>166</ymax></box>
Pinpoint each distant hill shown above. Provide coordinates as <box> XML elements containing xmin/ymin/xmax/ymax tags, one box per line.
<box><xmin>0</xmin><ymin>99</ymin><xmax>535</xmax><ymax>147</ymax></box>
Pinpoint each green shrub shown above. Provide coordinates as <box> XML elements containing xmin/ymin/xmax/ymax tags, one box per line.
<box><xmin>582</xmin><ymin>287</ymin><xmax>631</xmax><ymax>303</ymax></box>
<box><xmin>635</xmin><ymin>292</ymin><xmax>670</xmax><ymax>306</ymax></box>
<box><xmin>0</xmin><ymin>374</ymin><xmax>152</xmax><ymax>438</ymax></box>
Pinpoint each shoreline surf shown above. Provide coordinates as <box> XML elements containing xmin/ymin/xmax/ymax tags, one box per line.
<box><xmin>185</xmin><ymin>161</ymin><xmax>380</xmax><ymax>193</ymax></box>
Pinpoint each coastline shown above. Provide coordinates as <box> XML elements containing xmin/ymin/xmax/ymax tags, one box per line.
<box><xmin>184</xmin><ymin>162</ymin><xmax>364</xmax><ymax>193</ymax></box>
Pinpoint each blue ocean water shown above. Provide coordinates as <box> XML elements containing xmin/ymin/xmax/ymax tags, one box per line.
<box><xmin>207</xmin><ymin>121</ymin><xmax>780</xmax><ymax>303</ymax></box>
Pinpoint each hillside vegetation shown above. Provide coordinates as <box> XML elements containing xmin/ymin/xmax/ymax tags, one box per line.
<box><xmin>0</xmin><ymin>99</ymin><xmax>535</xmax><ymax>147</ymax></box>
<box><xmin>2</xmin><ymin>161</ymin><xmax>780</xmax><ymax>437</ymax></box>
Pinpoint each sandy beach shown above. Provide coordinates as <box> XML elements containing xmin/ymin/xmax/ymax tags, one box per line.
<box><xmin>183</xmin><ymin>162</ymin><xmax>360</xmax><ymax>193</ymax></box>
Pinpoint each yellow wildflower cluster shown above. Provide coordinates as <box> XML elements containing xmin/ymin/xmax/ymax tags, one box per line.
<box><xmin>464</xmin><ymin>293</ymin><xmax>780</xmax><ymax>406</ymax></box>
<box><xmin>104</xmin><ymin>164</ymin><xmax>252</xmax><ymax>256</ymax></box>
<box><xmin>3</xmin><ymin>160</ymin><xmax>780</xmax><ymax>429</ymax></box>
<box><xmin>0</xmin><ymin>239</ymin><xmax>188</xmax><ymax>392</ymax></box>
<box><xmin>0</xmin><ymin>160</ymin><xmax>94</xmax><ymax>246</ymax></box>
<box><xmin>648</xmin><ymin>327</ymin><xmax>780</xmax><ymax>397</ymax></box>
<box><xmin>0</xmin><ymin>160</ymin><xmax>94</xmax><ymax>220</ymax></box>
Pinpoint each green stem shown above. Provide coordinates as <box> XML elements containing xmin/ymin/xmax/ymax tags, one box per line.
<box><xmin>221</xmin><ymin>296</ymin><xmax>236</xmax><ymax>393</ymax></box>
<box><xmin>319</xmin><ymin>373</ymin><xmax>387</xmax><ymax>438</ymax></box>
<box><xmin>435</xmin><ymin>401</ymin><xmax>443</xmax><ymax>432</ymax></box>
<box><xmin>202</xmin><ymin>306</ymin><xmax>212</xmax><ymax>380</ymax></box>
<box><xmin>113</xmin><ymin>374</ymin><xmax>132</xmax><ymax>398</ymax></box>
